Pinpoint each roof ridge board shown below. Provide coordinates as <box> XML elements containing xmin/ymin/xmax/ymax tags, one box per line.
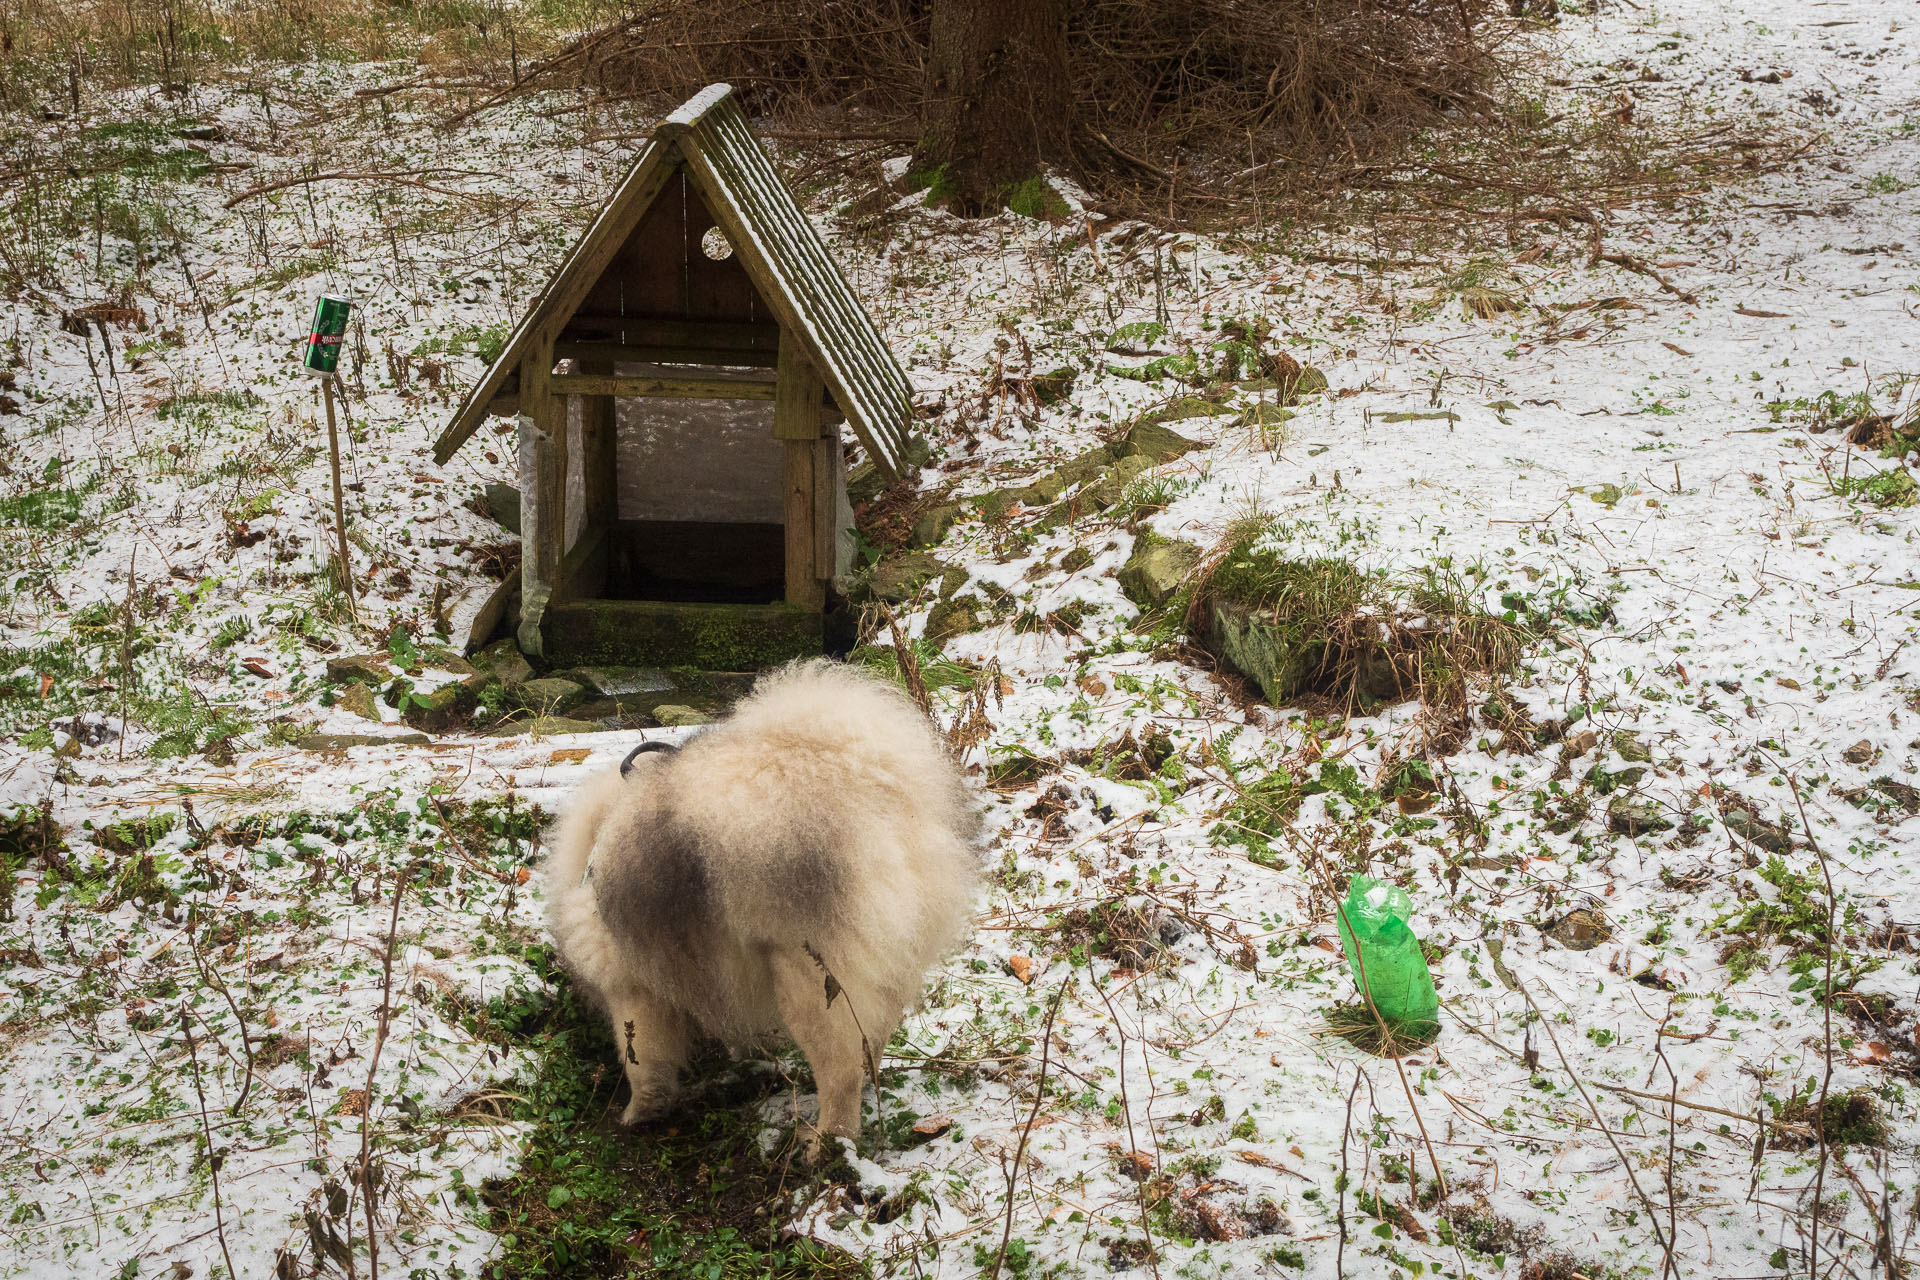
<box><xmin>680</xmin><ymin>112</ymin><xmax>908</xmax><ymax>469</ymax></box>
<box><xmin>693</xmin><ymin>109</ymin><xmax>912</xmax><ymax>449</ymax></box>
<box><xmin>702</xmin><ymin>104</ymin><xmax>910</xmax><ymax>409</ymax></box>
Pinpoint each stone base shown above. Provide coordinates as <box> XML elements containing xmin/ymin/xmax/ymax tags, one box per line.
<box><xmin>541</xmin><ymin>599</ymin><xmax>823</xmax><ymax>670</ymax></box>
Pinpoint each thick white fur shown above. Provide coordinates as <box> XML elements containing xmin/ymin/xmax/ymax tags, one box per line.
<box><xmin>543</xmin><ymin>659</ymin><xmax>980</xmax><ymax>1152</ymax></box>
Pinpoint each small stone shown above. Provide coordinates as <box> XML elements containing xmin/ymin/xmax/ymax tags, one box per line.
<box><xmin>1240</xmin><ymin>403</ymin><xmax>1294</xmax><ymax>427</ymax></box>
<box><xmin>1117</xmin><ymin>418</ymin><xmax>1205</xmax><ymax>464</ymax></box>
<box><xmin>481</xmin><ymin>481</ymin><xmax>521</xmax><ymax>535</ymax></box>
<box><xmin>1724</xmin><ymin>806</ymin><xmax>1794</xmax><ymax>852</ymax></box>
<box><xmin>400</xmin><ymin>680</ymin><xmax>479</xmax><ymax>733</ymax></box>
<box><xmin>652</xmin><ymin>705</ymin><xmax>711</xmax><ymax>728</ymax></box>
<box><xmin>518</xmin><ymin>677</ymin><xmax>585</xmax><ymax>716</ymax></box>
<box><xmin>1117</xmin><ymin>533</ymin><xmax>1201</xmax><ymax>609</ymax></box>
<box><xmin>482</xmin><ymin>715</ymin><xmax>606</xmax><ymax>738</ymax></box>
<box><xmin>326</xmin><ymin>653</ymin><xmax>390</xmax><ymax>684</ymax></box>
<box><xmin>554</xmin><ymin>666</ymin><xmax>674</xmax><ymax>697</ymax></box>
<box><xmin>335</xmin><ymin>681</ymin><xmax>381</xmax><ymax>722</ymax></box>
<box><xmin>924</xmin><ymin>597</ymin><xmax>983</xmax><ymax>646</ymax></box>
<box><xmin>1564</xmin><ymin>728</ymin><xmax>1600</xmax><ymax>756</ymax></box>
<box><xmin>297</xmin><ymin>731</ymin><xmax>431</xmax><ymax>750</ymax></box>
<box><xmin>471</xmin><ymin>638</ymin><xmax>534</xmax><ymax>685</ymax></box>
<box><xmin>1612</xmin><ymin>731</ymin><xmax>1654</xmax><ymax>763</ymax></box>
<box><xmin>1607</xmin><ymin>795</ymin><xmax>1673</xmax><ymax>835</ymax></box>
<box><xmin>1543</xmin><ymin>908</ymin><xmax>1613</xmax><ymax>950</ymax></box>
<box><xmin>862</xmin><ymin>552</ymin><xmax>953</xmax><ymax>604</ymax></box>
<box><xmin>1060</xmin><ymin>546</ymin><xmax>1095</xmax><ymax>573</ymax></box>
<box><xmin>910</xmin><ymin>503</ymin><xmax>961</xmax><ymax>549</ymax></box>
<box><xmin>1842</xmin><ymin>739</ymin><xmax>1874</xmax><ymax>765</ymax></box>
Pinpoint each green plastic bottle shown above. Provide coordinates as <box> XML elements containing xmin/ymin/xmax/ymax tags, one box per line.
<box><xmin>1336</xmin><ymin>875</ymin><xmax>1439</xmax><ymax>1030</ymax></box>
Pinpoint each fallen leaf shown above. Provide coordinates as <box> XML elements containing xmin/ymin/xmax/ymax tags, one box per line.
<box><xmin>548</xmin><ymin>747</ymin><xmax>591</xmax><ymax>765</ymax></box>
<box><xmin>1735</xmin><ymin>306</ymin><xmax>1788</xmax><ymax>318</ymax></box>
<box><xmin>912</xmin><ymin>1115</ymin><xmax>954</xmax><ymax>1137</ymax></box>
<box><xmin>1661</xmin><ymin>341</ymin><xmax>1694</xmax><ymax>356</ymax></box>
<box><xmin>38</xmin><ymin>674</ymin><xmax>53</xmax><ymax>698</ymax></box>
<box><xmin>242</xmin><ymin>658</ymin><xmax>274</xmax><ymax>679</ymax></box>
<box><xmin>514</xmin><ymin>867</ymin><xmax>531</xmax><ymax>885</ymax></box>
<box><xmin>1008</xmin><ymin>954</ymin><xmax>1035</xmax><ymax>984</ymax></box>
<box><xmin>1851</xmin><ymin>1041</ymin><xmax>1890</xmax><ymax>1065</ymax></box>
<box><xmin>1313</xmin><ymin>937</ymin><xmax>1339</xmax><ymax>953</ymax></box>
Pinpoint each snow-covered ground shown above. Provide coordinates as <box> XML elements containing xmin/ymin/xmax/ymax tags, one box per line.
<box><xmin>2</xmin><ymin>1</ymin><xmax>1917</xmax><ymax>1277</ymax></box>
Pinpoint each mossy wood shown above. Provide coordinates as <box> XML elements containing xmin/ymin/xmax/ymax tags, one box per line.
<box><xmin>430</xmin><ymin>83</ymin><xmax>915</xmax><ymax>665</ymax></box>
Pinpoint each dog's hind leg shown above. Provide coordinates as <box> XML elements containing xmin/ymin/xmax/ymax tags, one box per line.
<box><xmin>771</xmin><ymin>949</ymin><xmax>879</xmax><ymax>1159</ymax></box>
<box><xmin>608</xmin><ymin>986</ymin><xmax>691</xmax><ymax>1126</ymax></box>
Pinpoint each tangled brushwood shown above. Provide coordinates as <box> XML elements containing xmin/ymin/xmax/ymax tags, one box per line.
<box><xmin>505</xmin><ymin>0</ymin><xmax>1503</xmax><ymax>214</ymax></box>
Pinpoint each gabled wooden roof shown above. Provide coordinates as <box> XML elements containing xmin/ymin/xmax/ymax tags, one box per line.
<box><xmin>432</xmin><ymin>83</ymin><xmax>914</xmax><ymax>477</ymax></box>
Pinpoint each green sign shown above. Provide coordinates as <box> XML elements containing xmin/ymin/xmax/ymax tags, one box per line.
<box><xmin>302</xmin><ymin>294</ymin><xmax>352</xmax><ymax>377</ymax></box>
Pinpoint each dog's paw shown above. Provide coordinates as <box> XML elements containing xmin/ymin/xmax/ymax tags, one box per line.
<box><xmin>618</xmin><ymin>1093</ymin><xmax>670</xmax><ymax>1128</ymax></box>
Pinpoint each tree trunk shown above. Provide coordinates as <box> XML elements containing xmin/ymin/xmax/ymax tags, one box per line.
<box><xmin>916</xmin><ymin>0</ymin><xmax>1072</xmax><ymax>214</ymax></box>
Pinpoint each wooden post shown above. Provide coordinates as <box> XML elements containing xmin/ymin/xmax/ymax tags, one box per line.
<box><xmin>577</xmin><ymin>357</ymin><xmax>617</xmax><ymax>532</ymax></box>
<box><xmin>774</xmin><ymin>329</ymin><xmax>825</xmax><ymax>610</ymax></box>
<box><xmin>320</xmin><ymin>377</ymin><xmax>357</xmax><ymax>619</ymax></box>
<box><xmin>518</xmin><ymin>331</ymin><xmax>560</xmax><ymax>655</ymax></box>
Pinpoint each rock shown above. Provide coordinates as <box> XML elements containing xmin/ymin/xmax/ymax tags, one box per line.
<box><xmin>297</xmin><ymin>731</ymin><xmax>431</xmax><ymax>750</ymax></box>
<box><xmin>398</xmin><ymin>675</ymin><xmax>493</xmax><ymax>733</ymax></box>
<box><xmin>1082</xmin><ymin>454</ymin><xmax>1157</xmax><ymax>510</ymax></box>
<box><xmin>1032</xmin><ymin>366</ymin><xmax>1076</xmax><ymax>405</ymax></box>
<box><xmin>1564</xmin><ymin>728</ymin><xmax>1600</xmax><ymax>757</ymax></box>
<box><xmin>483</xmin><ymin>715</ymin><xmax>607</xmax><ymax>738</ymax></box>
<box><xmin>1117</xmin><ymin>533</ymin><xmax>1202</xmax><ymax>609</ymax></box>
<box><xmin>517</xmin><ymin>677</ymin><xmax>585</xmax><ymax>715</ymax></box>
<box><xmin>1612</xmin><ymin>731</ymin><xmax>1653</xmax><ymax>763</ymax></box>
<box><xmin>652</xmin><ymin>704</ymin><xmax>712</xmax><ymax>728</ymax></box>
<box><xmin>1292</xmin><ymin>366</ymin><xmax>1329</xmax><ymax>397</ymax></box>
<box><xmin>1608</xmin><ymin>796</ymin><xmax>1673</xmax><ymax>835</ymax></box>
<box><xmin>862</xmin><ymin>552</ymin><xmax>956</xmax><ymax>603</ymax></box>
<box><xmin>846</xmin><ymin>460</ymin><xmax>885</xmax><ymax>507</ymax></box>
<box><xmin>335</xmin><ymin>681</ymin><xmax>381</xmax><ymax>722</ymax></box>
<box><xmin>471</xmin><ymin>638</ymin><xmax>534</xmax><ymax>685</ymax></box>
<box><xmin>1240</xmin><ymin>403</ymin><xmax>1294</xmax><ymax>427</ymax></box>
<box><xmin>553</xmin><ymin>666</ymin><xmax>674</xmax><ymax>697</ymax></box>
<box><xmin>1723</xmin><ymin>806</ymin><xmax>1794</xmax><ymax>852</ymax></box>
<box><xmin>910</xmin><ymin>503</ymin><xmax>961</xmax><ymax>549</ymax></box>
<box><xmin>1117</xmin><ymin>418</ymin><xmax>1205</xmax><ymax>464</ymax></box>
<box><xmin>1060</xmin><ymin>546</ymin><xmax>1095</xmax><ymax>574</ymax></box>
<box><xmin>1543</xmin><ymin>908</ymin><xmax>1613</xmax><ymax>950</ymax></box>
<box><xmin>925</xmin><ymin>596</ymin><xmax>984</xmax><ymax>646</ymax></box>
<box><xmin>1586</xmin><ymin>764</ymin><xmax>1646</xmax><ymax>794</ymax></box>
<box><xmin>1842</xmin><ymin>739</ymin><xmax>1874</xmax><ymax>765</ymax></box>
<box><xmin>482</xmin><ymin>481</ymin><xmax>521</xmax><ymax>535</ymax></box>
<box><xmin>326</xmin><ymin>653</ymin><xmax>390</xmax><ymax>684</ymax></box>
<box><xmin>1020</xmin><ymin>448</ymin><xmax>1114</xmax><ymax>505</ymax></box>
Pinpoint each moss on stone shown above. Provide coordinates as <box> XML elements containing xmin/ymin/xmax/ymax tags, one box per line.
<box><xmin>543</xmin><ymin>600</ymin><xmax>822</xmax><ymax>671</ymax></box>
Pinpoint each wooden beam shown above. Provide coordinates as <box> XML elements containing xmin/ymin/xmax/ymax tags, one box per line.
<box><xmin>518</xmin><ymin>331</ymin><xmax>560</xmax><ymax>657</ymax></box>
<box><xmin>553</xmin><ymin>341</ymin><xmax>779</xmax><ymax>369</ymax></box>
<box><xmin>576</xmin><ymin>357</ymin><xmax>617</xmax><ymax>602</ymax></box>
<box><xmin>813</xmin><ymin>428</ymin><xmax>839</xmax><ymax>581</ymax></box>
<box><xmin>773</xmin><ymin>328</ymin><xmax>825</xmax><ymax>442</ymax></box>
<box><xmin>550</xmin><ymin>372</ymin><xmax>776</xmax><ymax>400</ymax></box>
<box><xmin>559</xmin><ymin>316</ymin><xmax>780</xmax><ymax>351</ymax></box>
<box><xmin>783</xmin><ymin>439</ymin><xmax>823</xmax><ymax>610</ymax></box>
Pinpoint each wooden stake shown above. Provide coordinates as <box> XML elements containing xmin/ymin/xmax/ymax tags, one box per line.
<box><xmin>322</xmin><ymin>377</ymin><xmax>358</xmax><ymax>617</ymax></box>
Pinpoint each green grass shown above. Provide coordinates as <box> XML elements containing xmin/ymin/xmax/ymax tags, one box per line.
<box><xmin>477</xmin><ymin>973</ymin><xmax>868</xmax><ymax>1280</ymax></box>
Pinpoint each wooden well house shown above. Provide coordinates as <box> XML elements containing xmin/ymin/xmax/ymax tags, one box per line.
<box><xmin>433</xmin><ymin>83</ymin><xmax>914</xmax><ymax>669</ymax></box>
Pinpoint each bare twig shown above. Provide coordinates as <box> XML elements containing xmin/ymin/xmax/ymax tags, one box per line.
<box><xmin>358</xmin><ymin>863</ymin><xmax>409</xmax><ymax>1280</ymax></box>
<box><xmin>1519</xmin><ymin>982</ymin><xmax>1675</xmax><ymax>1266</ymax></box>
<box><xmin>989</xmin><ymin>980</ymin><xmax>1067</xmax><ymax>1280</ymax></box>
<box><xmin>1787</xmin><ymin>774</ymin><xmax>1837</xmax><ymax>1280</ymax></box>
<box><xmin>1094</xmin><ymin>978</ymin><xmax>1159</xmax><ymax>1280</ymax></box>
<box><xmin>179</xmin><ymin>1010</ymin><xmax>239</xmax><ymax>1280</ymax></box>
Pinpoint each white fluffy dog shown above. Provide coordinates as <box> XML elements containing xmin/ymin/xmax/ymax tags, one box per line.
<box><xmin>544</xmin><ymin>659</ymin><xmax>981</xmax><ymax>1153</ymax></box>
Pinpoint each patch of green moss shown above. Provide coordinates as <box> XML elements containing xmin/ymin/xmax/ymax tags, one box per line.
<box><xmin>544</xmin><ymin>601</ymin><xmax>822</xmax><ymax>671</ymax></box>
